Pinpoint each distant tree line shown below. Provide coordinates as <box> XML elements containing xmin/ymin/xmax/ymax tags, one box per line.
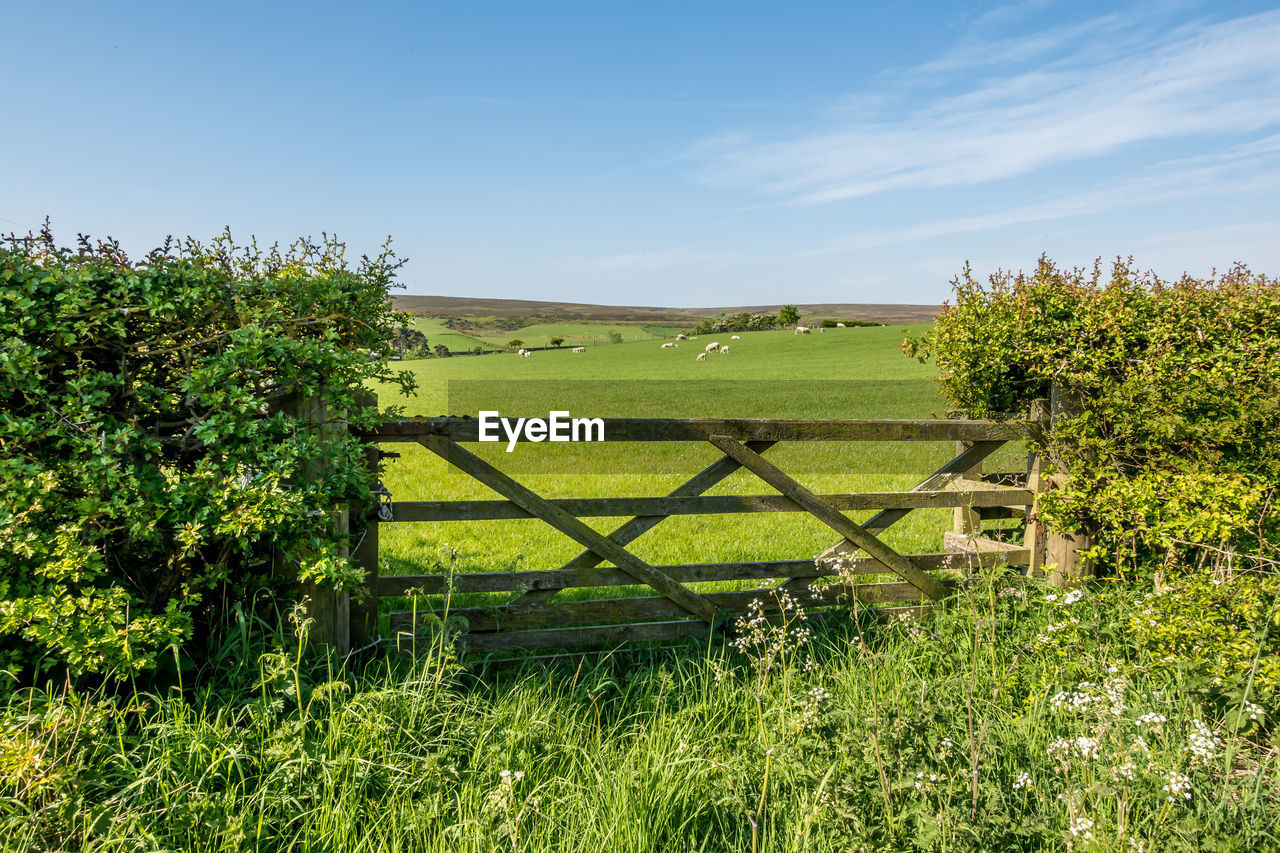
<box><xmin>687</xmin><ymin>312</ymin><xmax>781</xmax><ymax>335</ymax></box>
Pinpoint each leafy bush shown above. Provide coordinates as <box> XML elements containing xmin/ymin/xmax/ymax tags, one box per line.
<box><xmin>689</xmin><ymin>312</ymin><xmax>780</xmax><ymax>336</ymax></box>
<box><xmin>904</xmin><ymin>257</ymin><xmax>1280</xmax><ymax>573</ymax></box>
<box><xmin>0</xmin><ymin>226</ymin><xmax>415</xmax><ymax>683</ymax></box>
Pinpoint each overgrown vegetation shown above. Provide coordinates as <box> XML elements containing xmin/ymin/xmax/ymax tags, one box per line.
<box><xmin>905</xmin><ymin>257</ymin><xmax>1280</xmax><ymax>573</ymax></box>
<box><xmin>5</xmin><ymin>564</ymin><xmax>1277</xmax><ymax>851</ymax></box>
<box><xmin>689</xmin><ymin>311</ymin><xmax>783</xmax><ymax>336</ymax></box>
<box><xmin>0</xmin><ymin>226</ymin><xmax>414</xmax><ymax>683</ymax></box>
<box><xmin>5</xmin><ymin>248</ymin><xmax>1279</xmax><ymax>850</ymax></box>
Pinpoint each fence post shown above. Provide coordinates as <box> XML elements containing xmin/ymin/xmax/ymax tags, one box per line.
<box><xmin>349</xmin><ymin>390</ymin><xmax>381</xmax><ymax>649</ymax></box>
<box><xmin>1021</xmin><ymin>398</ymin><xmax>1050</xmax><ymax>577</ymax></box>
<box><xmin>1045</xmin><ymin>384</ymin><xmax>1095</xmax><ymax>586</ymax></box>
<box><xmin>275</xmin><ymin>391</ymin><xmax>351</xmax><ymax>653</ymax></box>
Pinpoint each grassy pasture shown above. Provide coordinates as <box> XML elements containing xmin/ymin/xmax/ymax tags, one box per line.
<box><xmin>371</xmin><ymin>325</ymin><xmax>1028</xmax><ymax>614</ymax></box>
<box><xmin>409</xmin><ymin>316</ymin><xmax>689</xmax><ymax>352</ymax></box>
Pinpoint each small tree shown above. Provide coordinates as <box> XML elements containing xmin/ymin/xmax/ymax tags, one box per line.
<box><xmin>779</xmin><ymin>304</ymin><xmax>800</xmax><ymax>326</ymax></box>
<box><xmin>507</xmin><ymin>339</ymin><xmax>524</xmax><ymax>350</ymax></box>
<box><xmin>608</xmin><ymin>332</ymin><xmax>623</xmax><ymax>344</ymax></box>
<box><xmin>549</xmin><ymin>336</ymin><xmax>565</xmax><ymax>348</ymax></box>
<box><xmin>434</xmin><ymin>344</ymin><xmax>451</xmax><ymax>358</ymax></box>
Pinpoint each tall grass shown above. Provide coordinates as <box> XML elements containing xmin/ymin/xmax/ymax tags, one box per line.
<box><xmin>6</xmin><ymin>570</ymin><xmax>1276</xmax><ymax>851</ymax></box>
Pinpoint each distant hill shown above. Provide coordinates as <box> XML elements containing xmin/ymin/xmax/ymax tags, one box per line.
<box><xmin>392</xmin><ymin>295</ymin><xmax>940</xmax><ymax>325</ymax></box>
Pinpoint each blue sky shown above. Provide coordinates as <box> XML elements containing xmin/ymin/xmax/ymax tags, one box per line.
<box><xmin>4</xmin><ymin>1</ymin><xmax>1279</xmax><ymax>305</ymax></box>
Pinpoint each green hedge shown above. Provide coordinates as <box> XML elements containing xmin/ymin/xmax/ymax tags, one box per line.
<box><xmin>0</xmin><ymin>228</ymin><xmax>415</xmax><ymax>682</ymax></box>
<box><xmin>905</xmin><ymin>256</ymin><xmax>1280</xmax><ymax>573</ymax></box>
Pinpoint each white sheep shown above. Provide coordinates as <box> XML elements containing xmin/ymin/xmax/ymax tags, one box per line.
<box><xmin>695</xmin><ymin>352</ymin><xmax>707</xmax><ymax>361</ymax></box>
<box><xmin>836</xmin><ymin>323</ymin><xmax>846</xmax><ymax>328</ymax></box>
<box><xmin>730</xmin><ymin>335</ymin><xmax>740</xmax><ymax>340</ymax></box>
<box><xmin>719</xmin><ymin>345</ymin><xmax>729</xmax><ymax>354</ymax></box>
<box><xmin>705</xmin><ymin>341</ymin><xmax>720</xmax><ymax>353</ymax></box>
<box><xmin>572</xmin><ymin>346</ymin><xmax>586</xmax><ymax>353</ymax></box>
<box><xmin>675</xmin><ymin>333</ymin><xmax>687</xmax><ymax>341</ymax></box>
<box><xmin>795</xmin><ymin>326</ymin><xmax>810</xmax><ymax>335</ymax></box>
<box><xmin>661</xmin><ymin>342</ymin><xmax>678</xmax><ymax>349</ymax></box>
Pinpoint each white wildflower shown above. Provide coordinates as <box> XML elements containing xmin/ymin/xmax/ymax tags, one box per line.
<box><xmin>1013</xmin><ymin>771</ymin><xmax>1033</xmax><ymax>790</ymax></box>
<box><xmin>1069</xmin><ymin>816</ymin><xmax>1095</xmax><ymax>841</ymax></box>
<box><xmin>1135</xmin><ymin>712</ymin><xmax>1167</xmax><ymax>728</ymax></box>
<box><xmin>1074</xmin><ymin>736</ymin><xmax>1100</xmax><ymax>761</ymax></box>
<box><xmin>1061</xmin><ymin>588</ymin><xmax>1085</xmax><ymax>605</ymax></box>
<box><xmin>1188</xmin><ymin>719</ymin><xmax>1222</xmax><ymax>763</ymax></box>
<box><xmin>1162</xmin><ymin>771</ymin><xmax>1192</xmax><ymax>803</ymax></box>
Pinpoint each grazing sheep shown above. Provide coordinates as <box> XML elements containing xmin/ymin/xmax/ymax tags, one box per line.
<box><xmin>705</xmin><ymin>341</ymin><xmax>720</xmax><ymax>353</ymax></box>
<box><xmin>675</xmin><ymin>333</ymin><xmax>687</xmax><ymax>341</ymax></box>
<box><xmin>517</xmin><ymin>348</ymin><xmax>532</xmax><ymax>358</ymax></box>
<box><xmin>572</xmin><ymin>346</ymin><xmax>586</xmax><ymax>353</ymax></box>
<box><xmin>795</xmin><ymin>326</ymin><xmax>810</xmax><ymax>335</ymax></box>
<box><xmin>696</xmin><ymin>352</ymin><xmax>707</xmax><ymax>361</ymax></box>
<box><xmin>836</xmin><ymin>323</ymin><xmax>846</xmax><ymax>328</ymax></box>
<box><xmin>730</xmin><ymin>335</ymin><xmax>740</xmax><ymax>340</ymax></box>
<box><xmin>719</xmin><ymin>345</ymin><xmax>729</xmax><ymax>354</ymax></box>
<box><xmin>661</xmin><ymin>342</ymin><xmax>678</xmax><ymax>349</ymax></box>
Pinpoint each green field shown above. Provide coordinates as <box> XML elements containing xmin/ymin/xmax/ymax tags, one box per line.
<box><xmin>373</xmin><ymin>326</ymin><xmax>1027</xmax><ymax>606</ymax></box>
<box><xmin>410</xmin><ymin>316</ymin><xmax>688</xmax><ymax>351</ymax></box>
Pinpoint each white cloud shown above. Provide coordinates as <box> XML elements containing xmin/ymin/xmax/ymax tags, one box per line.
<box><xmin>812</xmin><ymin>135</ymin><xmax>1280</xmax><ymax>252</ymax></box>
<box><xmin>687</xmin><ymin>10</ymin><xmax>1280</xmax><ymax>205</ymax></box>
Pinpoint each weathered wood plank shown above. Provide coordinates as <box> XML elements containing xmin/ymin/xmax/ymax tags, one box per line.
<box><xmin>400</xmin><ymin>602</ymin><xmax>940</xmax><ymax>656</ymax></box>
<box><xmin>418</xmin><ymin>434</ymin><xmax>721</xmax><ymax>623</ymax></box>
<box><xmin>454</xmin><ymin>620</ymin><xmax>715</xmax><ymax>654</ymax></box>
<box><xmin>707</xmin><ymin>435</ymin><xmax>952</xmax><ymax>600</ymax></box>
<box><xmin>390</xmin><ymin>580</ymin><xmax>943</xmax><ymax>633</ymax></box>
<box><xmin>377</xmin><ymin>551</ymin><xmax>1017</xmax><ymax>597</ymax></box>
<box><xmin>381</xmin><ymin>488</ymin><xmax>1037</xmax><ymax>522</ymax></box>
<box><xmin>1022</xmin><ymin>398</ymin><xmax>1050</xmax><ymax>578</ymax></box>
<box><xmin>810</xmin><ymin>439</ymin><xmax>1009</xmax><ymax>571</ymax></box>
<box><xmin>944</xmin><ymin>532</ymin><xmax>1030</xmax><ymax>556</ymax></box>
<box><xmin>368</xmin><ymin>416</ymin><xmax>1037</xmax><ymax>443</ymax></box>
<box><xmin>509</xmin><ymin>440</ymin><xmax>776</xmax><ymax>607</ymax></box>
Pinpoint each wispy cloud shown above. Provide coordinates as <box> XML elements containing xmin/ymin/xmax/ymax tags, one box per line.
<box><xmin>812</xmin><ymin>134</ymin><xmax>1280</xmax><ymax>252</ymax></box>
<box><xmin>687</xmin><ymin>10</ymin><xmax>1280</xmax><ymax>205</ymax></box>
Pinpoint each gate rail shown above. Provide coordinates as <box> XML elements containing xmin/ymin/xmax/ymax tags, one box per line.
<box><xmin>334</xmin><ymin>410</ymin><xmax>1053</xmax><ymax>659</ymax></box>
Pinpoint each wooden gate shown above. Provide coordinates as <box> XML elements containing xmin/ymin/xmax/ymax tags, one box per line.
<box><xmin>342</xmin><ymin>412</ymin><xmax>1050</xmax><ymax>659</ymax></box>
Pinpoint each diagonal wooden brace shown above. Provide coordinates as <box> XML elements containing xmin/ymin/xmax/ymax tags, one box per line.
<box><xmin>512</xmin><ymin>440</ymin><xmax>776</xmax><ymax>606</ymax></box>
<box><xmin>707</xmin><ymin>435</ymin><xmax>950</xmax><ymax>601</ymax></box>
<box><xmin>418</xmin><ymin>434</ymin><xmax>722</xmax><ymax>624</ymax></box>
<box><xmin>810</xmin><ymin>439</ymin><xmax>1008</xmax><ymax>569</ymax></box>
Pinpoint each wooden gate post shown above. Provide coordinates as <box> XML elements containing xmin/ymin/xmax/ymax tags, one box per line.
<box><xmin>276</xmin><ymin>391</ymin><xmax>350</xmax><ymax>653</ymax></box>
<box><xmin>1021</xmin><ymin>398</ymin><xmax>1050</xmax><ymax>577</ymax></box>
<box><xmin>1045</xmin><ymin>384</ymin><xmax>1095</xmax><ymax>586</ymax></box>
<box><xmin>349</xmin><ymin>391</ymin><xmax>381</xmax><ymax>648</ymax></box>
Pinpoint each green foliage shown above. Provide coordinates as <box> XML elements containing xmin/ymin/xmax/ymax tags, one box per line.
<box><xmin>506</xmin><ymin>339</ymin><xmax>524</xmax><ymax>349</ymax></box>
<box><xmin>904</xmin><ymin>257</ymin><xmax>1280</xmax><ymax>572</ymax></box>
<box><xmin>6</xmin><ymin>571</ymin><xmax>1278</xmax><ymax>851</ymax></box>
<box><xmin>0</xmin><ymin>226</ymin><xmax>415</xmax><ymax>682</ymax></box>
<box><xmin>608</xmin><ymin>331</ymin><xmax>624</xmax><ymax>344</ymax></box>
<box><xmin>389</xmin><ymin>326</ymin><xmax>428</xmax><ymax>358</ymax></box>
<box><xmin>778</xmin><ymin>304</ymin><xmax>800</xmax><ymax>326</ymax></box>
<box><xmin>549</xmin><ymin>336</ymin><xmax>565</xmax><ymax>348</ymax></box>
<box><xmin>1128</xmin><ymin>568</ymin><xmax>1280</xmax><ymax>705</ymax></box>
<box><xmin>689</xmin><ymin>311</ymin><xmax>780</xmax><ymax>336</ymax></box>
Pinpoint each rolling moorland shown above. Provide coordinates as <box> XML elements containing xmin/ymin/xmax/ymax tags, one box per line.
<box><xmin>393</xmin><ymin>296</ymin><xmax>939</xmax><ymax>352</ymax></box>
